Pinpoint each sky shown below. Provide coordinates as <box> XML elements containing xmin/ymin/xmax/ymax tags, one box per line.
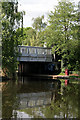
<box><xmin>18</xmin><ymin>0</ymin><xmax>79</xmax><ymax>27</ymax></box>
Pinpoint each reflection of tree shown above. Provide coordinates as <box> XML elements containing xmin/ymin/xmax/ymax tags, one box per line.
<box><xmin>78</xmin><ymin>81</ymin><xmax>80</xmax><ymax>119</ymax></box>
<box><xmin>42</xmin><ymin>83</ymin><xmax>79</xmax><ymax>118</ymax></box>
<box><xmin>2</xmin><ymin>80</ymin><xmax>18</xmax><ymax>118</ymax></box>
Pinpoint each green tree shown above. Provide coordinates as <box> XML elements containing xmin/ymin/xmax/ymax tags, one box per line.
<box><xmin>2</xmin><ymin>1</ymin><xmax>23</xmax><ymax>77</ymax></box>
<box><xmin>32</xmin><ymin>15</ymin><xmax>47</xmax><ymax>32</ymax></box>
<box><xmin>18</xmin><ymin>16</ymin><xmax>47</xmax><ymax>47</ymax></box>
<box><xmin>74</xmin><ymin>2</ymin><xmax>80</xmax><ymax>70</ymax></box>
<box><xmin>32</xmin><ymin>15</ymin><xmax>47</xmax><ymax>46</ymax></box>
<box><xmin>44</xmin><ymin>0</ymin><xmax>77</xmax><ymax>69</ymax></box>
<box><xmin>16</xmin><ymin>27</ymin><xmax>36</xmax><ymax>46</ymax></box>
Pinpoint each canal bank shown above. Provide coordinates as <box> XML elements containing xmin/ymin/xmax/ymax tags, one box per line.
<box><xmin>27</xmin><ymin>73</ymin><xmax>80</xmax><ymax>79</ymax></box>
<box><xmin>1</xmin><ymin>73</ymin><xmax>80</xmax><ymax>81</ymax></box>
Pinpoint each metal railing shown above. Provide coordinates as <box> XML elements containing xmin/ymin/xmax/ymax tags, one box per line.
<box><xmin>18</xmin><ymin>45</ymin><xmax>51</xmax><ymax>55</ymax></box>
<box><xmin>17</xmin><ymin>46</ymin><xmax>52</xmax><ymax>62</ymax></box>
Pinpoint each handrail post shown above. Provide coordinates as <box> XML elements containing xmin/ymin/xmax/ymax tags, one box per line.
<box><xmin>28</xmin><ymin>47</ymin><xmax>29</xmax><ymax>54</ymax></box>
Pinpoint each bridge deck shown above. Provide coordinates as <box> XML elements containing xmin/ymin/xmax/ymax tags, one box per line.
<box><xmin>17</xmin><ymin>46</ymin><xmax>52</xmax><ymax>62</ymax></box>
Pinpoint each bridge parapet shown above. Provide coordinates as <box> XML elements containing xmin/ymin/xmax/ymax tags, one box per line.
<box><xmin>17</xmin><ymin>46</ymin><xmax>52</xmax><ymax>62</ymax></box>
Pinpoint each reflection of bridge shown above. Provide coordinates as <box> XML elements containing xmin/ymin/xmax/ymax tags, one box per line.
<box><xmin>17</xmin><ymin>91</ymin><xmax>55</xmax><ymax>109</ymax></box>
<box><xmin>17</xmin><ymin>46</ymin><xmax>52</xmax><ymax>62</ymax></box>
<box><xmin>17</xmin><ymin>46</ymin><xmax>54</xmax><ymax>75</ymax></box>
<box><xmin>16</xmin><ymin>76</ymin><xmax>61</xmax><ymax>109</ymax></box>
<box><xmin>15</xmin><ymin>76</ymin><xmax>61</xmax><ymax>109</ymax></box>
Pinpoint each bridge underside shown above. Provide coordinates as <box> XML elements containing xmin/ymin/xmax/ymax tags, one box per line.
<box><xmin>18</xmin><ymin>61</ymin><xmax>56</xmax><ymax>75</ymax></box>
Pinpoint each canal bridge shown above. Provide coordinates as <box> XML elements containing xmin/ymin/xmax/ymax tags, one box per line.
<box><xmin>17</xmin><ymin>45</ymin><xmax>52</xmax><ymax>62</ymax></box>
<box><xmin>17</xmin><ymin>46</ymin><xmax>54</xmax><ymax>75</ymax></box>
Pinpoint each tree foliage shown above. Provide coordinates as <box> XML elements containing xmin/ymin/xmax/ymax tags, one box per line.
<box><xmin>18</xmin><ymin>15</ymin><xmax>47</xmax><ymax>47</ymax></box>
<box><xmin>43</xmin><ymin>0</ymin><xmax>79</xmax><ymax>70</ymax></box>
<box><xmin>32</xmin><ymin>15</ymin><xmax>47</xmax><ymax>32</ymax></box>
<box><xmin>16</xmin><ymin>27</ymin><xmax>36</xmax><ymax>46</ymax></box>
<box><xmin>2</xmin><ymin>1</ymin><xmax>23</xmax><ymax>77</ymax></box>
<box><xmin>32</xmin><ymin>15</ymin><xmax>47</xmax><ymax>46</ymax></box>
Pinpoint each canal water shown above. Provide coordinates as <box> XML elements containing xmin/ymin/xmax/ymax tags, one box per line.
<box><xmin>2</xmin><ymin>76</ymin><xmax>80</xmax><ymax>119</ymax></box>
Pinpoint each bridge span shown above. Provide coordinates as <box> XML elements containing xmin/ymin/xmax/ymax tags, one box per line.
<box><xmin>17</xmin><ymin>46</ymin><xmax>56</xmax><ymax>75</ymax></box>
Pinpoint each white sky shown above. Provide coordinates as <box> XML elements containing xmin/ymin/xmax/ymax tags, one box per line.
<box><xmin>18</xmin><ymin>0</ymin><xmax>79</xmax><ymax>27</ymax></box>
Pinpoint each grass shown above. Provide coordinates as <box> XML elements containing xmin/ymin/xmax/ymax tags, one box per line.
<box><xmin>59</xmin><ymin>72</ymin><xmax>65</xmax><ymax>75</ymax></box>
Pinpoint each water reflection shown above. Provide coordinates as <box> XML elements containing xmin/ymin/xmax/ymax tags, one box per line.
<box><xmin>16</xmin><ymin>76</ymin><xmax>61</xmax><ymax>110</ymax></box>
<box><xmin>2</xmin><ymin>76</ymin><xmax>80</xmax><ymax>119</ymax></box>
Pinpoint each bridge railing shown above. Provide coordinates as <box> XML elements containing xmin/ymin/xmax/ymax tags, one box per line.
<box><xmin>18</xmin><ymin>46</ymin><xmax>52</xmax><ymax>62</ymax></box>
<box><xmin>18</xmin><ymin>46</ymin><xmax>51</xmax><ymax>55</ymax></box>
